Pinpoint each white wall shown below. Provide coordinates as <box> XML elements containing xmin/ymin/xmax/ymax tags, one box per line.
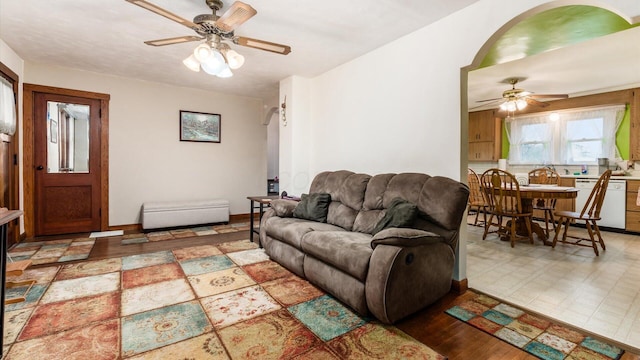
<box><xmin>25</xmin><ymin>62</ymin><xmax>267</xmax><ymax>226</ymax></box>
<box><xmin>283</xmin><ymin>0</ymin><xmax>640</xmax><ymax>188</ymax></box>
<box><xmin>279</xmin><ymin>76</ymin><xmax>313</xmax><ymax>196</ymax></box>
<box><xmin>266</xmin><ymin>109</ymin><xmax>279</xmax><ymax>180</ymax></box>
<box><xmin>280</xmin><ymin>0</ymin><xmax>640</xmax><ymax>281</ymax></box>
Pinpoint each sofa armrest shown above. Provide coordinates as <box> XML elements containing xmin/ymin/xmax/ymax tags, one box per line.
<box><xmin>370</xmin><ymin>228</ymin><xmax>444</xmax><ymax>249</ymax></box>
<box><xmin>366</xmin><ymin>242</ymin><xmax>455</xmax><ymax>324</ymax></box>
<box><xmin>269</xmin><ymin>199</ymin><xmax>298</xmax><ymax>217</ymax></box>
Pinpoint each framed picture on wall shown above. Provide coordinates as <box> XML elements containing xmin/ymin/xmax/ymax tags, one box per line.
<box><xmin>50</xmin><ymin>120</ymin><xmax>58</xmax><ymax>144</ymax></box>
<box><xmin>179</xmin><ymin>110</ymin><xmax>221</xmax><ymax>143</ymax></box>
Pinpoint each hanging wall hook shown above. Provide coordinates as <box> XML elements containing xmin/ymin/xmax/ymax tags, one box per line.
<box><xmin>281</xmin><ymin>96</ymin><xmax>287</xmax><ymax>126</ymax></box>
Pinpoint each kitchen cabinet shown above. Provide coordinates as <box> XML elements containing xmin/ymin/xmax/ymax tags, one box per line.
<box><xmin>626</xmin><ymin>180</ymin><xmax>640</xmax><ymax>232</ymax></box>
<box><xmin>631</xmin><ymin>90</ymin><xmax>640</xmax><ymax>161</ymax></box>
<box><xmin>468</xmin><ymin>110</ymin><xmax>501</xmax><ymax>162</ymax></box>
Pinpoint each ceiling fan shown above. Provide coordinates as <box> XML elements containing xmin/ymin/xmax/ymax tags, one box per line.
<box><xmin>126</xmin><ymin>0</ymin><xmax>291</xmax><ymax>77</ymax></box>
<box><xmin>473</xmin><ymin>78</ymin><xmax>568</xmax><ymax>112</ymax></box>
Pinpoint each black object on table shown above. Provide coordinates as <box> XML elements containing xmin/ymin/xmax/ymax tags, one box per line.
<box><xmin>247</xmin><ymin>196</ymin><xmax>279</xmax><ymax>247</ymax></box>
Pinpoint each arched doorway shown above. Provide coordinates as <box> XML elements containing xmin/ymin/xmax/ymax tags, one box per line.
<box><xmin>458</xmin><ymin>2</ymin><xmax>638</xmax><ymax>283</ymax></box>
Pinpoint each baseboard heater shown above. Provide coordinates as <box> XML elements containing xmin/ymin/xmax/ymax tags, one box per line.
<box><xmin>141</xmin><ymin>199</ymin><xmax>229</xmax><ymax>230</ymax></box>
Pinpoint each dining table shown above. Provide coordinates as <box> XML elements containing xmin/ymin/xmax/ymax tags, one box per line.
<box><xmin>510</xmin><ymin>185</ymin><xmax>579</xmax><ymax>245</ymax></box>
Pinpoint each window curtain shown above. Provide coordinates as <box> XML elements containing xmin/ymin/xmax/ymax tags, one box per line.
<box><xmin>504</xmin><ymin>114</ymin><xmax>554</xmax><ymax>164</ymax></box>
<box><xmin>0</xmin><ymin>76</ymin><xmax>17</xmax><ymax>136</ymax></box>
<box><xmin>558</xmin><ymin>105</ymin><xmax>625</xmax><ymax>163</ymax></box>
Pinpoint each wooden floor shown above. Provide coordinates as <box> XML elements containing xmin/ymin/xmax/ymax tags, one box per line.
<box><xmin>25</xmin><ymin>230</ymin><xmax>640</xmax><ymax>359</ymax></box>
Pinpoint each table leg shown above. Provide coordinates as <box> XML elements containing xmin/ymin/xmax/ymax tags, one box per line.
<box><xmin>515</xmin><ymin>199</ymin><xmax>548</xmax><ymax>244</ymax></box>
<box><xmin>257</xmin><ymin>203</ymin><xmax>264</xmax><ymax>248</ymax></box>
<box><xmin>249</xmin><ymin>199</ymin><xmax>255</xmax><ymax>243</ymax></box>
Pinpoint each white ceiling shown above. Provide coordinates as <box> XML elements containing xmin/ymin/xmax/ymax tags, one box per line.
<box><xmin>0</xmin><ymin>0</ymin><xmax>479</xmax><ymax>102</ymax></box>
<box><xmin>2</xmin><ymin>1</ymin><xmax>639</xmax><ymax>106</ymax></box>
<box><xmin>468</xmin><ymin>26</ymin><xmax>640</xmax><ymax>111</ymax></box>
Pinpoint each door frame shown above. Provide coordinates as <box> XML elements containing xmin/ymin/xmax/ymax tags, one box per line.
<box><xmin>0</xmin><ymin>62</ymin><xmax>20</xmax><ymax>245</ymax></box>
<box><xmin>23</xmin><ymin>84</ymin><xmax>110</xmax><ymax>238</ymax></box>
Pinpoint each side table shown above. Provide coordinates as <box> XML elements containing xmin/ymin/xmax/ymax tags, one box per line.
<box><xmin>247</xmin><ymin>195</ymin><xmax>279</xmax><ymax>246</ymax></box>
<box><xmin>1</xmin><ymin>209</ymin><xmax>23</xmax><ymax>350</ymax></box>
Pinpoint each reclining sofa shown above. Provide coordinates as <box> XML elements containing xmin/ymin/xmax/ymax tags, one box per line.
<box><xmin>259</xmin><ymin>170</ymin><xmax>469</xmax><ymax>324</ymax></box>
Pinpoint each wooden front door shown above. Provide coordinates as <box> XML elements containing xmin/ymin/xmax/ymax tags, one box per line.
<box><xmin>33</xmin><ymin>92</ymin><xmax>102</xmax><ymax>235</ymax></box>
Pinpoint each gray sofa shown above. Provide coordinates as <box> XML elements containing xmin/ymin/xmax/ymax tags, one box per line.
<box><xmin>259</xmin><ymin>170</ymin><xmax>469</xmax><ymax>324</ymax></box>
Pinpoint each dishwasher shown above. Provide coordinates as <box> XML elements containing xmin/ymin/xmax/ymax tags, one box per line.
<box><xmin>575</xmin><ymin>178</ymin><xmax>626</xmax><ymax>229</ymax></box>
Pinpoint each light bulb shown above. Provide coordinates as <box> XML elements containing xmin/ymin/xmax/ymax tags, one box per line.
<box><xmin>201</xmin><ymin>50</ymin><xmax>226</xmax><ymax>75</ymax></box>
<box><xmin>506</xmin><ymin>101</ymin><xmax>517</xmax><ymax>112</ymax></box>
<box><xmin>194</xmin><ymin>44</ymin><xmax>213</xmax><ymax>62</ymax></box>
<box><xmin>500</xmin><ymin>102</ymin><xmax>508</xmax><ymax>111</ymax></box>
<box><xmin>225</xmin><ymin>50</ymin><xmax>245</xmax><ymax>69</ymax></box>
<box><xmin>516</xmin><ymin>99</ymin><xmax>527</xmax><ymax>110</ymax></box>
<box><xmin>217</xmin><ymin>64</ymin><xmax>233</xmax><ymax>78</ymax></box>
<box><xmin>182</xmin><ymin>54</ymin><xmax>200</xmax><ymax>72</ymax></box>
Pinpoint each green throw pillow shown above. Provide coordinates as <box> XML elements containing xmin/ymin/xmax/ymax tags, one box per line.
<box><xmin>293</xmin><ymin>193</ymin><xmax>331</xmax><ymax>222</ymax></box>
<box><xmin>372</xmin><ymin>197</ymin><xmax>418</xmax><ymax>234</ymax></box>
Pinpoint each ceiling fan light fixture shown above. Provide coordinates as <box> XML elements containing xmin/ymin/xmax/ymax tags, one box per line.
<box><xmin>194</xmin><ymin>43</ymin><xmax>213</xmax><ymax>62</ymax></box>
<box><xmin>217</xmin><ymin>64</ymin><xmax>233</xmax><ymax>78</ymax></box>
<box><xmin>183</xmin><ymin>54</ymin><xmax>200</xmax><ymax>72</ymax></box>
<box><xmin>516</xmin><ymin>99</ymin><xmax>527</xmax><ymax>110</ymax></box>
<box><xmin>502</xmin><ymin>101</ymin><xmax>517</xmax><ymax>112</ymax></box>
<box><xmin>201</xmin><ymin>52</ymin><xmax>226</xmax><ymax>75</ymax></box>
<box><xmin>225</xmin><ymin>49</ymin><xmax>245</xmax><ymax>69</ymax></box>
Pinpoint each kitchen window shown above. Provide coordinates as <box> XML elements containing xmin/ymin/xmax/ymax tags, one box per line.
<box><xmin>505</xmin><ymin>105</ymin><xmax>625</xmax><ymax>165</ymax></box>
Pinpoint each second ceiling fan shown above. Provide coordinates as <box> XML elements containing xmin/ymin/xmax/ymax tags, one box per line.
<box><xmin>475</xmin><ymin>78</ymin><xmax>568</xmax><ymax>112</ymax></box>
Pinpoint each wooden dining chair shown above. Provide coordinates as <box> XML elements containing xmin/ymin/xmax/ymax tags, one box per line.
<box><xmin>480</xmin><ymin>168</ymin><xmax>534</xmax><ymax>247</ymax></box>
<box><xmin>552</xmin><ymin>170</ymin><xmax>612</xmax><ymax>256</ymax></box>
<box><xmin>528</xmin><ymin>167</ymin><xmax>560</xmax><ymax>237</ymax></box>
<box><xmin>467</xmin><ymin>168</ymin><xmax>487</xmax><ymax>226</ymax></box>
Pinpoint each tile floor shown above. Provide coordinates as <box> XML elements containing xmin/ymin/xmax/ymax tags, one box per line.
<box><xmin>466</xmin><ymin>218</ymin><xmax>640</xmax><ymax>352</ymax></box>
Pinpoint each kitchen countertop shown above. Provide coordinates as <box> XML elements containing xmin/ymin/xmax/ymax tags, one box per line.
<box><xmin>560</xmin><ymin>174</ymin><xmax>640</xmax><ymax>180</ymax></box>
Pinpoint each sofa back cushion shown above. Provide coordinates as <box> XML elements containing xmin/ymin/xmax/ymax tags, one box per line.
<box><xmin>309</xmin><ymin>170</ymin><xmax>371</xmax><ymax>231</ymax></box>
<box><xmin>313</xmin><ymin>171</ymin><xmax>469</xmax><ymax>249</ymax></box>
<box><xmin>418</xmin><ymin>176</ymin><xmax>470</xmax><ymax>232</ymax></box>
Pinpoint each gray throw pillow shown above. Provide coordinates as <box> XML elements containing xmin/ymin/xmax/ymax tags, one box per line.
<box><xmin>293</xmin><ymin>193</ymin><xmax>331</xmax><ymax>222</ymax></box>
<box><xmin>372</xmin><ymin>197</ymin><xmax>418</xmax><ymax>234</ymax></box>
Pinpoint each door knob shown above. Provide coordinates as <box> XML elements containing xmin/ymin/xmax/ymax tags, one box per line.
<box><xmin>36</xmin><ymin>165</ymin><xmax>44</xmax><ymax>170</ymax></box>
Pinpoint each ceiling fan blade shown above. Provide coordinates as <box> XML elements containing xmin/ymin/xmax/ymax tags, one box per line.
<box><xmin>126</xmin><ymin>0</ymin><xmax>199</xmax><ymax>30</ymax></box>
<box><xmin>145</xmin><ymin>36</ymin><xmax>203</xmax><ymax>46</ymax></box>
<box><xmin>525</xmin><ymin>98</ymin><xmax>550</xmax><ymax>107</ymax></box>
<box><xmin>527</xmin><ymin>94</ymin><xmax>569</xmax><ymax>99</ymax></box>
<box><xmin>469</xmin><ymin>103</ymin><xmax>499</xmax><ymax>111</ymax></box>
<box><xmin>235</xmin><ymin>36</ymin><xmax>291</xmax><ymax>55</ymax></box>
<box><xmin>476</xmin><ymin>97</ymin><xmax>503</xmax><ymax>103</ymax></box>
<box><xmin>215</xmin><ymin>1</ymin><xmax>257</xmax><ymax>33</ymax></box>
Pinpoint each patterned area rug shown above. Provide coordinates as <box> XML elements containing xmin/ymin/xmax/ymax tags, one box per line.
<box><xmin>120</xmin><ymin>222</ymin><xmax>253</xmax><ymax>245</ymax></box>
<box><xmin>3</xmin><ymin>239</ymin><xmax>444</xmax><ymax>359</ymax></box>
<box><xmin>7</xmin><ymin>237</ymin><xmax>95</xmax><ymax>265</ymax></box>
<box><xmin>446</xmin><ymin>294</ymin><xmax>625</xmax><ymax>360</ymax></box>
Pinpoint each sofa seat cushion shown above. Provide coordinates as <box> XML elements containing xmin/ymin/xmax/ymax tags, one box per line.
<box><xmin>300</xmin><ymin>231</ymin><xmax>373</xmax><ymax>282</ymax></box>
<box><xmin>264</xmin><ymin>216</ymin><xmax>345</xmax><ymax>249</ymax></box>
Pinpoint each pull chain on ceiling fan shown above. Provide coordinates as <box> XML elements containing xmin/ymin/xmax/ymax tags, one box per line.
<box><xmin>126</xmin><ymin>0</ymin><xmax>292</xmax><ymax>78</ymax></box>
